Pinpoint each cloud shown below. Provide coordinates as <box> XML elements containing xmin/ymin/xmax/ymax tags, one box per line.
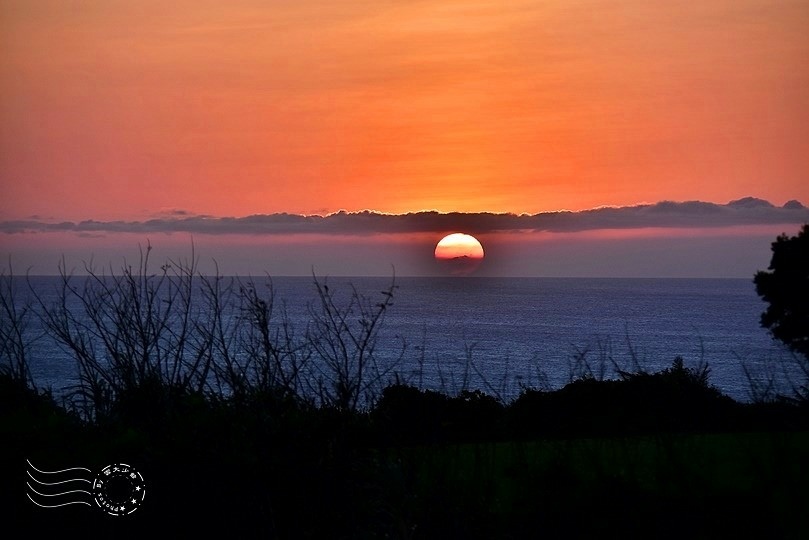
<box><xmin>1</xmin><ymin>198</ymin><xmax>807</xmax><ymax>236</ymax></box>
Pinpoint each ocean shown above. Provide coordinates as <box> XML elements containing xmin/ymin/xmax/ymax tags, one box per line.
<box><xmin>10</xmin><ymin>276</ymin><xmax>801</xmax><ymax>403</ymax></box>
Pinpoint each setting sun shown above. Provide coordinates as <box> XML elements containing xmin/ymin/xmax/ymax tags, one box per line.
<box><xmin>434</xmin><ymin>233</ymin><xmax>485</xmax><ymax>276</ymax></box>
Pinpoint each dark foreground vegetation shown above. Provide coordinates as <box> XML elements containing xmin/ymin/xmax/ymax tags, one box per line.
<box><xmin>3</xmin><ymin>364</ymin><xmax>809</xmax><ymax>538</ymax></box>
<box><xmin>2</xmin><ymin>241</ymin><xmax>809</xmax><ymax>538</ymax></box>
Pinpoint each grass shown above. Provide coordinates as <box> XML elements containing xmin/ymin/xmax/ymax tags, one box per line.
<box><xmin>377</xmin><ymin>431</ymin><xmax>809</xmax><ymax>538</ymax></box>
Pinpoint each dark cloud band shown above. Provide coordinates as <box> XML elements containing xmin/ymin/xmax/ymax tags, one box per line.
<box><xmin>2</xmin><ymin>198</ymin><xmax>806</xmax><ymax>236</ymax></box>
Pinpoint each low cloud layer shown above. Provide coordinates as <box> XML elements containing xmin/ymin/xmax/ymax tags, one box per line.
<box><xmin>2</xmin><ymin>198</ymin><xmax>807</xmax><ymax>236</ymax></box>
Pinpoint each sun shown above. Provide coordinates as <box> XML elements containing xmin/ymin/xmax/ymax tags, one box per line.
<box><xmin>434</xmin><ymin>233</ymin><xmax>485</xmax><ymax>276</ymax></box>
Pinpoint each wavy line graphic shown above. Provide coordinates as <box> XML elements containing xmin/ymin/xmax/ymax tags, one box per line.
<box><xmin>27</xmin><ymin>483</ymin><xmax>92</xmax><ymax>498</ymax></box>
<box><xmin>26</xmin><ymin>459</ymin><xmax>94</xmax><ymax>509</ymax></box>
<box><xmin>27</xmin><ymin>460</ymin><xmax>91</xmax><ymax>475</ymax></box>
<box><xmin>26</xmin><ymin>470</ymin><xmax>92</xmax><ymax>486</ymax></box>
<box><xmin>26</xmin><ymin>494</ymin><xmax>92</xmax><ymax>508</ymax></box>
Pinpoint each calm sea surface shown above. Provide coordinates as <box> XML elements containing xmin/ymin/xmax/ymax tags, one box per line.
<box><xmin>15</xmin><ymin>276</ymin><xmax>801</xmax><ymax>402</ymax></box>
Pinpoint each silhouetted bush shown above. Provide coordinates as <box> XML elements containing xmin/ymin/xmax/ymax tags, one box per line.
<box><xmin>0</xmin><ymin>266</ymin><xmax>34</xmax><ymax>389</ymax></box>
<box><xmin>373</xmin><ymin>384</ymin><xmax>505</xmax><ymax>444</ymax></box>
<box><xmin>510</xmin><ymin>358</ymin><xmax>742</xmax><ymax>437</ymax></box>
<box><xmin>373</xmin><ymin>383</ymin><xmax>449</xmax><ymax>444</ymax></box>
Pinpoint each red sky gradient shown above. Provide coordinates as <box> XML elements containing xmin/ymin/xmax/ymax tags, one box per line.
<box><xmin>1</xmin><ymin>1</ymin><xmax>807</xmax><ymax>276</ymax></box>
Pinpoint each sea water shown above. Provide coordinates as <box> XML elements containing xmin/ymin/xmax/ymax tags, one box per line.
<box><xmin>12</xmin><ymin>276</ymin><xmax>801</xmax><ymax>403</ymax></box>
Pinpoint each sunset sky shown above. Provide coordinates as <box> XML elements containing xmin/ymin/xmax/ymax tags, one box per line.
<box><xmin>1</xmin><ymin>0</ymin><xmax>807</xmax><ymax>276</ymax></box>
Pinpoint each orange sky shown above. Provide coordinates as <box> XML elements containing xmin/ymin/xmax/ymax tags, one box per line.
<box><xmin>2</xmin><ymin>0</ymin><xmax>808</xmax><ymax>222</ymax></box>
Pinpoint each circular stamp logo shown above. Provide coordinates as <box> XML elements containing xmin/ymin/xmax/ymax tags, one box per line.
<box><xmin>92</xmin><ymin>463</ymin><xmax>146</xmax><ymax>516</ymax></box>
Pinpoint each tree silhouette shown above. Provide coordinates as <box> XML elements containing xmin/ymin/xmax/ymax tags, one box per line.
<box><xmin>754</xmin><ymin>224</ymin><xmax>809</xmax><ymax>360</ymax></box>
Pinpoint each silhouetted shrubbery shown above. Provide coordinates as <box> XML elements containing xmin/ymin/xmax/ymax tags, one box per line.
<box><xmin>3</xmin><ymin>250</ymin><xmax>809</xmax><ymax>538</ymax></box>
<box><xmin>510</xmin><ymin>357</ymin><xmax>746</xmax><ymax>437</ymax></box>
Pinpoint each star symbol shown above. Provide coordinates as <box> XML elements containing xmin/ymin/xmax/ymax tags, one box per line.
<box><xmin>135</xmin><ymin>486</ymin><xmax>141</xmax><ymax>491</ymax></box>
